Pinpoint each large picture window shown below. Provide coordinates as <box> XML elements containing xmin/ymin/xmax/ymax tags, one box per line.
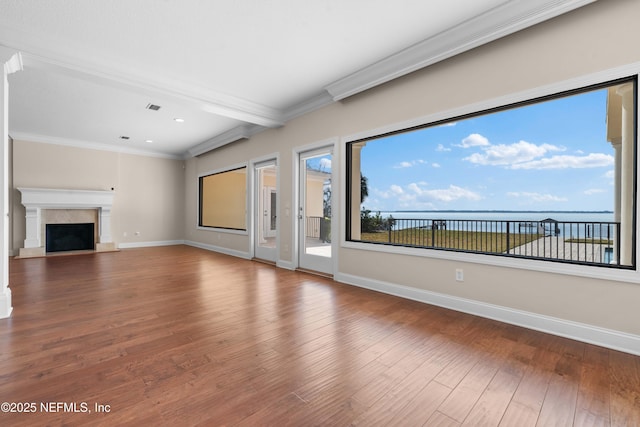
<box><xmin>199</xmin><ymin>166</ymin><xmax>247</xmax><ymax>231</ymax></box>
<box><xmin>347</xmin><ymin>77</ymin><xmax>637</xmax><ymax>269</ymax></box>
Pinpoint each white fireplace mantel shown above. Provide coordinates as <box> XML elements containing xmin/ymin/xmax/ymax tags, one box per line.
<box><xmin>18</xmin><ymin>188</ymin><xmax>115</xmax><ymax>255</ymax></box>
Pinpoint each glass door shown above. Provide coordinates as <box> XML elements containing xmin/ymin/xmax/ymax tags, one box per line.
<box><xmin>254</xmin><ymin>160</ymin><xmax>277</xmax><ymax>262</ymax></box>
<box><xmin>298</xmin><ymin>148</ymin><xmax>332</xmax><ymax>274</ymax></box>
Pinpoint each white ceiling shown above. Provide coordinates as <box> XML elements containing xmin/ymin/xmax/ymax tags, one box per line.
<box><xmin>0</xmin><ymin>0</ymin><xmax>596</xmax><ymax>159</ymax></box>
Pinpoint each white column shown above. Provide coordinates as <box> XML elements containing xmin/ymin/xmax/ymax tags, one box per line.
<box><xmin>99</xmin><ymin>207</ymin><xmax>113</xmax><ymax>243</ymax></box>
<box><xmin>350</xmin><ymin>142</ymin><xmax>366</xmax><ymax>240</ymax></box>
<box><xmin>23</xmin><ymin>206</ymin><xmax>41</xmax><ymax>248</ymax></box>
<box><xmin>0</xmin><ymin>48</ymin><xmax>23</xmax><ymax>319</ymax></box>
<box><xmin>618</xmin><ymin>84</ymin><xmax>634</xmax><ymax>266</ymax></box>
<box><xmin>610</xmin><ymin>138</ymin><xmax>621</xmax><ymax>262</ymax></box>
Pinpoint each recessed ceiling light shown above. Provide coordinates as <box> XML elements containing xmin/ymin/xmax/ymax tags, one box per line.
<box><xmin>145</xmin><ymin>139</ymin><xmax>153</xmax><ymax>143</ymax></box>
<box><xmin>173</xmin><ymin>118</ymin><xmax>185</xmax><ymax>123</ymax></box>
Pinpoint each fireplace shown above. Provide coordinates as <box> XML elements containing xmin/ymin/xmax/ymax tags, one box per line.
<box><xmin>46</xmin><ymin>223</ymin><xmax>95</xmax><ymax>253</ymax></box>
<box><xmin>18</xmin><ymin>188</ymin><xmax>116</xmax><ymax>258</ymax></box>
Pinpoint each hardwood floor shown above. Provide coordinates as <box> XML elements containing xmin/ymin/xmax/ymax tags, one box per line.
<box><xmin>1</xmin><ymin>245</ymin><xmax>639</xmax><ymax>426</ymax></box>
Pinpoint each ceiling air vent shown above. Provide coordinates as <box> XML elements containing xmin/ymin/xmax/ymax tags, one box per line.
<box><xmin>146</xmin><ymin>103</ymin><xmax>161</xmax><ymax>111</ymax></box>
<box><xmin>120</xmin><ymin>136</ymin><xmax>130</xmax><ymax>140</ymax></box>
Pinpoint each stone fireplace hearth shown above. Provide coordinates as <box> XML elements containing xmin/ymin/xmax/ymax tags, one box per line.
<box><xmin>18</xmin><ymin>188</ymin><xmax>116</xmax><ymax>258</ymax></box>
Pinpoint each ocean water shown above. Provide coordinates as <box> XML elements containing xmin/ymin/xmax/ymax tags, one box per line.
<box><xmin>377</xmin><ymin>211</ymin><xmax>614</xmax><ymax>223</ymax></box>
<box><xmin>374</xmin><ymin>211</ymin><xmax>616</xmax><ymax>239</ymax></box>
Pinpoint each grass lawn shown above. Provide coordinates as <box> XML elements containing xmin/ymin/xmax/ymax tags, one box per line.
<box><xmin>360</xmin><ymin>228</ymin><xmax>541</xmax><ymax>253</ymax></box>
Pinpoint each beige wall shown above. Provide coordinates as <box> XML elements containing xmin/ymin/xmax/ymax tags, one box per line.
<box><xmin>305</xmin><ymin>175</ymin><xmax>326</xmax><ymax>218</ymax></box>
<box><xmin>185</xmin><ymin>0</ymin><xmax>640</xmax><ymax>336</ymax></box>
<box><xmin>12</xmin><ymin>140</ymin><xmax>185</xmax><ymax>251</ymax></box>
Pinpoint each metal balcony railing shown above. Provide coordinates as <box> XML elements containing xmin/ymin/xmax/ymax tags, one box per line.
<box><xmin>359</xmin><ymin>217</ymin><xmax>624</xmax><ymax>267</ymax></box>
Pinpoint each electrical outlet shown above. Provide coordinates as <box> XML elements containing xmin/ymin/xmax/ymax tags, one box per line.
<box><xmin>455</xmin><ymin>269</ymin><xmax>464</xmax><ymax>282</ymax></box>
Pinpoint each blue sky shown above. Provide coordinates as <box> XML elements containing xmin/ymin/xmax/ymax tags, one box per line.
<box><xmin>360</xmin><ymin>88</ymin><xmax>615</xmax><ymax>212</ymax></box>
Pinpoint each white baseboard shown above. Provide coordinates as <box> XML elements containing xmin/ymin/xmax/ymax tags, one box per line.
<box><xmin>0</xmin><ymin>287</ymin><xmax>12</xmax><ymax>319</ymax></box>
<box><xmin>184</xmin><ymin>240</ymin><xmax>251</xmax><ymax>260</ymax></box>
<box><xmin>335</xmin><ymin>272</ymin><xmax>640</xmax><ymax>356</ymax></box>
<box><xmin>117</xmin><ymin>240</ymin><xmax>185</xmax><ymax>249</ymax></box>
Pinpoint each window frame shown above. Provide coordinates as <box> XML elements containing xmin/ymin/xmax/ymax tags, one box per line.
<box><xmin>197</xmin><ymin>163</ymin><xmax>249</xmax><ymax>234</ymax></box>
<box><xmin>341</xmin><ymin>63</ymin><xmax>640</xmax><ymax>283</ymax></box>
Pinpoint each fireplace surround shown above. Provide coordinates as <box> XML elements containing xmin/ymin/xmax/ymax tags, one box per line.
<box><xmin>18</xmin><ymin>188</ymin><xmax>116</xmax><ymax>257</ymax></box>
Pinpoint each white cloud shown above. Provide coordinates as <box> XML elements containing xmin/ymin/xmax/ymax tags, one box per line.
<box><xmin>389</xmin><ymin>184</ymin><xmax>404</xmax><ymax>195</ymax></box>
<box><xmin>458</xmin><ymin>133</ymin><xmax>490</xmax><ymax>148</ymax></box>
<box><xmin>393</xmin><ymin>159</ymin><xmax>426</xmax><ymax>169</ymax></box>
<box><xmin>510</xmin><ymin>153</ymin><xmax>614</xmax><ymax>170</ymax></box>
<box><xmin>603</xmin><ymin>170</ymin><xmax>615</xmax><ymax>179</ymax></box>
<box><xmin>584</xmin><ymin>188</ymin><xmax>605</xmax><ymax>195</ymax></box>
<box><xmin>464</xmin><ymin>140</ymin><xmax>563</xmax><ymax>166</ymax></box>
<box><xmin>319</xmin><ymin>158</ymin><xmax>332</xmax><ymax>169</ymax></box>
<box><xmin>374</xmin><ymin>183</ymin><xmax>481</xmax><ymax>206</ymax></box>
<box><xmin>432</xmin><ymin>163</ymin><xmax>441</xmax><ymax>168</ymax></box>
<box><xmin>436</xmin><ymin>144</ymin><xmax>451</xmax><ymax>152</ymax></box>
<box><xmin>438</xmin><ymin>122</ymin><xmax>457</xmax><ymax>128</ymax></box>
<box><xmin>409</xmin><ymin>183</ymin><xmax>482</xmax><ymax>202</ymax></box>
<box><xmin>507</xmin><ymin>192</ymin><xmax>567</xmax><ymax>202</ymax></box>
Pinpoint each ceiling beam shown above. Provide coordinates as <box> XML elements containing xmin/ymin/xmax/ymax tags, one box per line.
<box><xmin>187</xmin><ymin>124</ymin><xmax>261</xmax><ymax>157</ymax></box>
<box><xmin>11</xmin><ymin>49</ymin><xmax>285</xmax><ymax>128</ymax></box>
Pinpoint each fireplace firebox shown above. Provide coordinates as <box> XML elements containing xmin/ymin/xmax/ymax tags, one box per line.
<box><xmin>45</xmin><ymin>223</ymin><xmax>95</xmax><ymax>253</ymax></box>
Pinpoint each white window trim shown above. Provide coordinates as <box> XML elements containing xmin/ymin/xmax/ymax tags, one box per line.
<box><xmin>341</xmin><ymin>62</ymin><xmax>640</xmax><ymax>284</ymax></box>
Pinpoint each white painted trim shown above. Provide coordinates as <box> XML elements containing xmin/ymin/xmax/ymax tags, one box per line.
<box><xmin>249</xmin><ymin>153</ymin><xmax>280</xmax><ymax>263</ymax></box>
<box><xmin>18</xmin><ymin>187</ymin><xmax>114</xmax><ymax>209</ymax></box>
<box><xmin>341</xmin><ymin>62</ymin><xmax>640</xmax><ymax>284</ymax></box>
<box><xmin>118</xmin><ymin>240</ymin><xmax>185</xmax><ymax>249</ymax></box>
<box><xmin>276</xmin><ymin>259</ymin><xmax>296</xmax><ymax>270</ymax></box>
<box><xmin>335</xmin><ymin>271</ymin><xmax>640</xmax><ymax>356</ymax></box>
<box><xmin>185</xmin><ymin>240</ymin><xmax>251</xmax><ymax>260</ymax></box>
<box><xmin>282</xmin><ymin>91</ymin><xmax>334</xmax><ymax>122</ymax></box>
<box><xmin>10</xmin><ymin>132</ymin><xmax>183</xmax><ymax>160</ymax></box>
<box><xmin>293</xmin><ymin>138</ymin><xmax>340</xmax><ymax>276</ymax></box>
<box><xmin>196</xmin><ymin>226</ymin><xmax>248</xmax><ymax>236</ymax></box>
<box><xmin>325</xmin><ymin>0</ymin><xmax>597</xmax><ymax>100</ymax></box>
<box><xmin>188</xmin><ymin>125</ymin><xmax>259</xmax><ymax>157</ymax></box>
<box><xmin>0</xmin><ymin>288</ymin><xmax>12</xmax><ymax>319</ymax></box>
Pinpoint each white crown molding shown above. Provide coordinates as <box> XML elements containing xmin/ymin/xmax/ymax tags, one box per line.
<box><xmin>282</xmin><ymin>91</ymin><xmax>335</xmax><ymax>122</ymax></box>
<box><xmin>10</xmin><ymin>132</ymin><xmax>183</xmax><ymax>160</ymax></box>
<box><xmin>0</xmin><ymin>46</ymin><xmax>19</xmax><ymax>68</ymax></box>
<box><xmin>325</xmin><ymin>0</ymin><xmax>598</xmax><ymax>101</ymax></box>
<box><xmin>187</xmin><ymin>124</ymin><xmax>261</xmax><ymax>157</ymax></box>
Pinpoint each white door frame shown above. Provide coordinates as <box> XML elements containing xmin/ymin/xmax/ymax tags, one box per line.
<box><xmin>263</xmin><ymin>186</ymin><xmax>277</xmax><ymax>239</ymax></box>
<box><xmin>293</xmin><ymin>138</ymin><xmax>338</xmax><ymax>275</ymax></box>
<box><xmin>250</xmin><ymin>155</ymin><xmax>279</xmax><ymax>262</ymax></box>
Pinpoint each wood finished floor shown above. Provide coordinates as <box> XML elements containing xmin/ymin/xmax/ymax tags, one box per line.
<box><xmin>1</xmin><ymin>245</ymin><xmax>639</xmax><ymax>426</ymax></box>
